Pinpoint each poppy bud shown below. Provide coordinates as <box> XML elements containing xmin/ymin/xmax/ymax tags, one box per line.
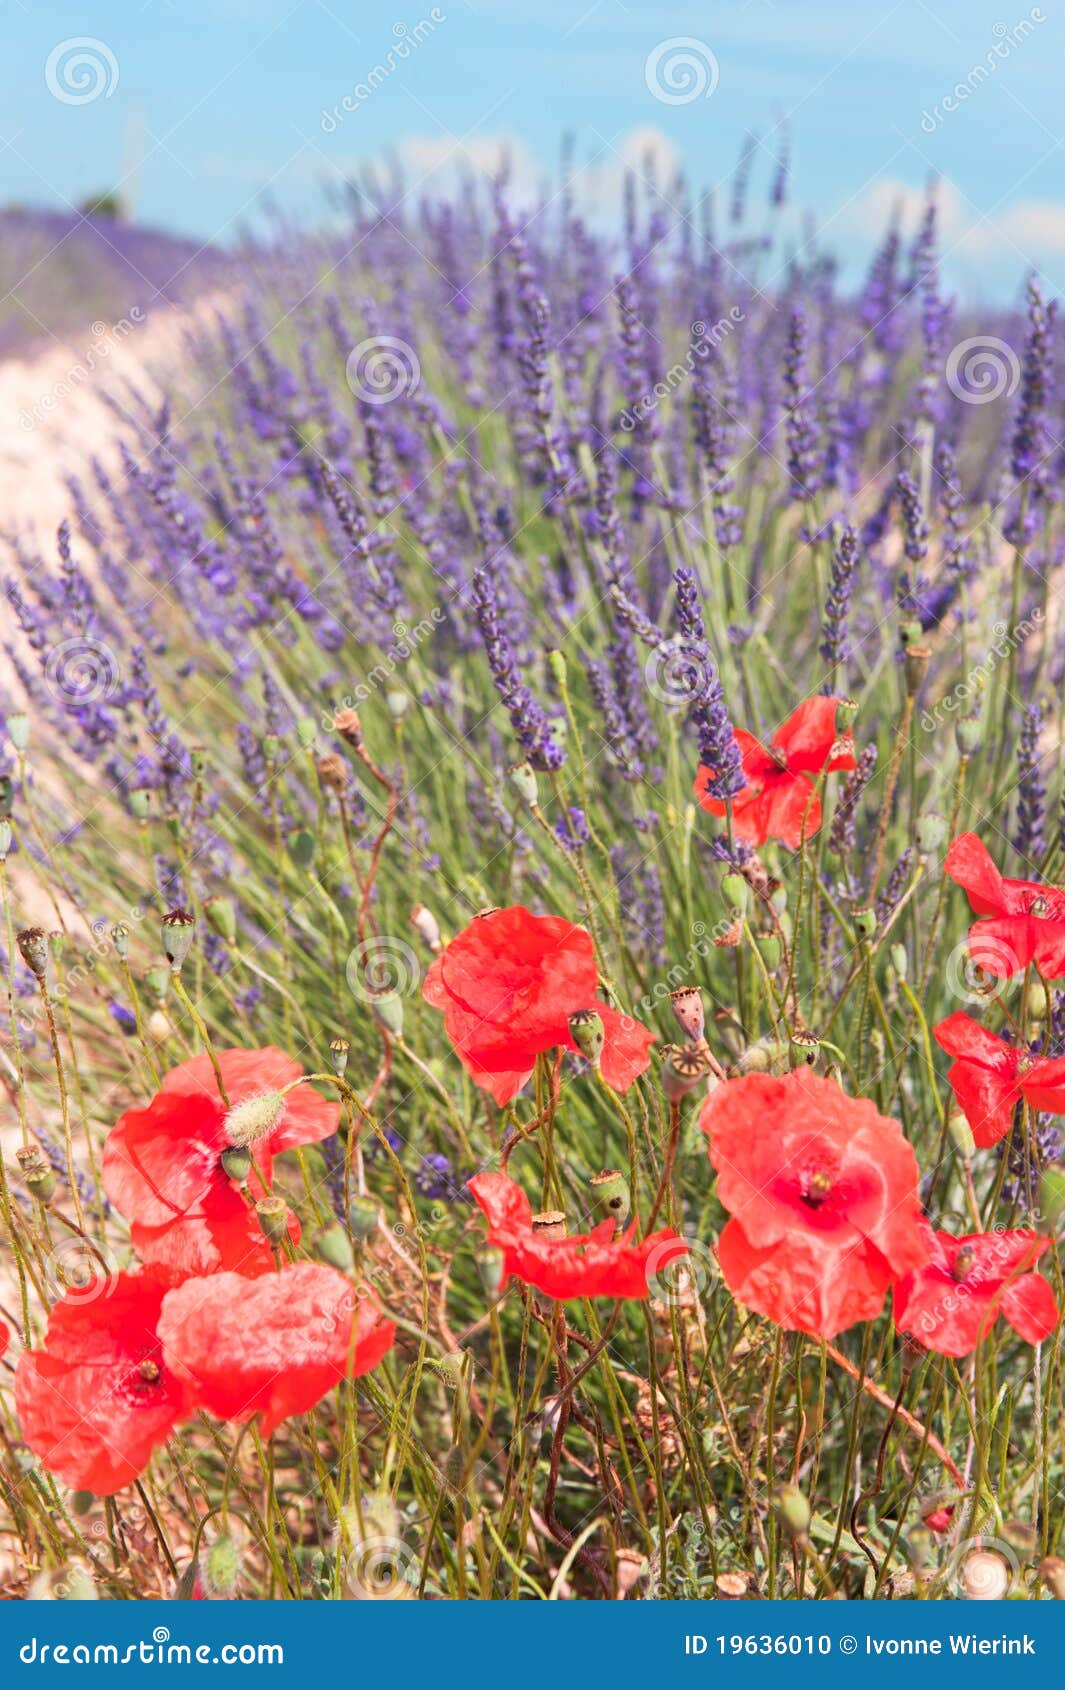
<box><xmin>161</xmin><ymin>909</ymin><xmax>195</xmax><ymax>972</ymax></box>
<box><xmin>956</xmin><ymin>714</ymin><xmax>982</xmax><ymax>755</ymax></box>
<box><xmin>889</xmin><ymin>941</ymin><xmax>907</xmax><ymax>978</ymax></box>
<box><xmin>661</xmin><ymin>1043</ymin><xmax>712</xmax><ymax>1099</ymax></box>
<box><xmin>756</xmin><ymin>933</ymin><xmax>782</xmax><ymax>970</ymax></box>
<box><xmin>947</xmin><ymin>1105</ymin><xmax>975</xmax><ymax>1163</ymax></box>
<box><xmin>296</xmin><ymin>717</ymin><xmax>318</xmax><ymax>750</ymax></box>
<box><xmin>1028</xmin><ymin>979</ymin><xmax>1050</xmax><ymax>1023</ymax></box>
<box><xmin>904</xmin><ymin>644</ymin><xmax>931</xmax><ymax>695</ymax></box>
<box><xmin>835</xmin><ymin>697</ymin><xmax>858</xmax><ymax>733</ymax></box>
<box><xmin>669</xmin><ymin>986</ymin><xmax>705</xmax><ymax>1043</ymax></box>
<box><xmin>568</xmin><ymin>1008</ymin><xmax>604</xmax><ymax>1065</ymax></box>
<box><xmin>737</xmin><ymin>1039</ymin><xmax>779</xmax><ymax>1074</ymax></box>
<box><xmin>204</xmin><ymin>1531</ymin><xmax>241</xmax><ymax>1597</ymax></box>
<box><xmin>771</xmin><ymin>1483</ymin><xmax>811</xmax><ymax>1539</ymax></box>
<box><xmin>0</xmin><ymin>821</ymin><xmax>11</xmax><ymax>860</ymax></box>
<box><xmin>898</xmin><ymin>618</ymin><xmax>923</xmax><ymax>649</ymax></box>
<box><xmin>220</xmin><ymin>1145</ymin><xmax>252</xmax><ymax>1185</ymax></box>
<box><xmin>720</xmin><ymin>871</ymin><xmax>749</xmax><ymax>916</ymax></box>
<box><xmin>111</xmin><ymin>924</ymin><xmax>129</xmax><ymax>959</ymax></box>
<box><xmin>852</xmin><ymin>906</ymin><xmax>877</xmax><ymax>940</ymax></box>
<box><xmin>475</xmin><ymin>1243</ymin><xmax>507</xmax><ymax>1296</ymax></box>
<box><xmin>262</xmin><ymin>733</ymin><xmax>280</xmax><ymax>763</ymax></box>
<box><xmin>204</xmin><ymin>897</ymin><xmax>237</xmax><ymax>945</ymax></box>
<box><xmin>224</xmin><ymin>1089</ymin><xmax>285</xmax><ymax>1148</ymax></box>
<box><xmin>128</xmin><ymin>787</ymin><xmax>151</xmax><ymax>821</ymax></box>
<box><xmin>17</xmin><ymin>1145</ymin><xmax>55</xmax><ymax>1204</ymax></box>
<box><xmin>914</xmin><ymin>811</ymin><xmax>946</xmax><ymax>854</ymax></box>
<box><xmin>410</xmin><ymin>903</ymin><xmax>442</xmax><ymax>953</ymax></box>
<box><xmin>386</xmin><ymin>689</ymin><xmax>409</xmax><ymax>722</ymax></box>
<box><xmin>1040</xmin><ymin>1557</ymin><xmax>1065</xmax><ymax>1599</ymax></box>
<box><xmin>507</xmin><ymin>761</ymin><xmax>539</xmax><ymax>806</ymax></box>
<box><xmin>329</xmin><ymin>1036</ymin><xmax>350</xmax><ymax>1077</ymax></box>
<box><xmin>255</xmin><ymin>1197</ymin><xmax>289</xmax><ymax>1247</ymax></box>
<box><xmin>546</xmin><ymin>648</ymin><xmax>567</xmax><ymax>683</ymax></box>
<box><xmin>370</xmin><ymin>989</ymin><xmax>404</xmax><ymax>1038</ymax></box>
<box><xmin>589</xmin><ymin>1168</ymin><xmax>630</xmax><ymax>1229</ymax></box>
<box><xmin>788</xmin><ymin>1032</ymin><xmax>820</xmax><ymax>1068</ymax></box>
<box><xmin>144</xmin><ymin>966</ymin><xmax>170</xmax><ymax>1003</ymax></box>
<box><xmin>287</xmin><ymin>829</ymin><xmax>316</xmax><ymax>870</ymax></box>
<box><xmin>333</xmin><ymin>708</ymin><xmax>363</xmax><ymax>749</ymax></box>
<box><xmin>7</xmin><ymin>712</ymin><xmax>29</xmax><ymax>752</ymax></box>
<box><xmin>1038</xmin><ymin>1165</ymin><xmax>1065</xmax><ymax>1231</ymax></box>
<box><xmin>314</xmin><ymin>1223</ymin><xmax>354</xmax><ymax>1271</ymax></box>
<box><xmin>174</xmin><ymin>1559</ymin><xmax>204</xmax><ymax>1601</ymax></box>
<box><xmin>348</xmin><ymin>1195</ymin><xmax>380</xmax><ymax>1242</ymax></box>
<box><xmin>17</xmin><ymin>927</ymin><xmax>49</xmax><ymax>979</ymax></box>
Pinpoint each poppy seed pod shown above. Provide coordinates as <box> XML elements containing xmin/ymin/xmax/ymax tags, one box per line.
<box><xmin>852</xmin><ymin>906</ymin><xmax>877</xmax><ymax>940</ymax></box>
<box><xmin>771</xmin><ymin>1483</ymin><xmax>811</xmax><ymax>1539</ymax></box>
<box><xmin>204</xmin><ymin>896</ymin><xmax>237</xmax><ymax>946</ymax></box>
<box><xmin>946</xmin><ymin>1106</ymin><xmax>975</xmax><ymax>1163</ymax></box>
<box><xmin>898</xmin><ymin>618</ymin><xmax>923</xmax><ymax>650</ymax></box>
<box><xmin>370</xmin><ymin>989</ymin><xmax>404</xmax><ymax>1038</ymax></box>
<box><xmin>6</xmin><ymin>712</ymin><xmax>29</xmax><ymax>752</ymax></box>
<box><xmin>255</xmin><ymin>1197</ymin><xmax>290</xmax><ymax>1247</ymax></box>
<box><xmin>589</xmin><ymin>1168</ymin><xmax>630</xmax><ymax>1228</ymax></box>
<box><xmin>568</xmin><ymin>1008</ymin><xmax>604</xmax><ymax>1065</ymax></box>
<box><xmin>720</xmin><ymin>871</ymin><xmax>749</xmax><ymax>917</ymax></box>
<box><xmin>314</xmin><ymin>1222</ymin><xmax>354</xmax><ymax>1271</ymax></box>
<box><xmin>956</xmin><ymin>713</ymin><xmax>982</xmax><ymax>755</ymax></box>
<box><xmin>1038</xmin><ymin>1165</ymin><xmax>1065</xmax><ymax>1231</ymax></box>
<box><xmin>333</xmin><ymin>708</ymin><xmax>363</xmax><ymax>749</ymax></box>
<box><xmin>296</xmin><ymin>717</ymin><xmax>318</xmax><ymax>750</ymax></box>
<box><xmin>507</xmin><ymin>760</ymin><xmax>539</xmax><ymax>806</ymax></box>
<box><xmin>756</xmin><ymin>933</ymin><xmax>782</xmax><ymax>971</ymax></box>
<box><xmin>110</xmin><ymin>924</ymin><xmax>129</xmax><ymax>959</ymax></box>
<box><xmin>329</xmin><ymin>1036</ymin><xmax>350</xmax><ymax>1077</ymax></box>
<box><xmin>660</xmin><ymin>1043</ymin><xmax>712</xmax><ymax>1100</ymax></box>
<box><xmin>475</xmin><ymin>1242</ymin><xmax>507</xmax><ymax>1296</ymax></box>
<box><xmin>161</xmin><ymin>909</ymin><xmax>195</xmax><ymax>972</ymax></box>
<box><xmin>16</xmin><ymin>927</ymin><xmax>49</xmax><ymax>979</ymax></box>
<box><xmin>128</xmin><ymin>788</ymin><xmax>150</xmax><ymax>821</ymax></box>
<box><xmin>914</xmin><ymin>811</ymin><xmax>946</xmax><ymax>855</ymax></box>
<box><xmin>386</xmin><ymin>689</ymin><xmax>410</xmax><ymax>722</ymax></box>
<box><xmin>669</xmin><ymin>986</ymin><xmax>705</xmax><ymax>1043</ymax></box>
<box><xmin>904</xmin><ymin>644</ymin><xmax>932</xmax><ymax>695</ymax></box>
<box><xmin>889</xmin><ymin>941</ymin><xmax>908</xmax><ymax>979</ymax></box>
<box><xmin>17</xmin><ymin>1145</ymin><xmax>56</xmax><ymax>1204</ymax></box>
<box><xmin>788</xmin><ymin>1032</ymin><xmax>820</xmax><ymax>1069</ymax></box>
<box><xmin>220</xmin><ymin>1145</ymin><xmax>253</xmax><ymax>1185</ymax></box>
<box><xmin>0</xmin><ymin>821</ymin><xmax>11</xmax><ymax>860</ymax></box>
<box><xmin>261</xmin><ymin>733</ymin><xmax>280</xmax><ymax>763</ymax></box>
<box><xmin>410</xmin><ymin>903</ymin><xmax>442</xmax><ymax>953</ymax></box>
<box><xmin>347</xmin><ymin>1195</ymin><xmax>380</xmax><ymax>1243</ymax></box>
<box><xmin>316</xmin><ymin>753</ymin><xmax>348</xmax><ymax>793</ymax></box>
<box><xmin>531</xmin><ymin>1210</ymin><xmax>567</xmax><ymax>1241</ymax></box>
<box><xmin>144</xmin><ymin>966</ymin><xmax>170</xmax><ymax>1003</ymax></box>
<box><xmin>835</xmin><ymin>697</ymin><xmax>858</xmax><ymax>733</ymax></box>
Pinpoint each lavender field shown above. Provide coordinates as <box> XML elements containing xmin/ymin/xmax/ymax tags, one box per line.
<box><xmin>1</xmin><ymin>121</ymin><xmax>1065</xmax><ymax>1604</ymax></box>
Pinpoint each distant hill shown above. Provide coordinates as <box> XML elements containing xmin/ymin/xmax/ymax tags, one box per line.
<box><xmin>0</xmin><ymin>206</ymin><xmax>226</xmax><ymax>359</ymax></box>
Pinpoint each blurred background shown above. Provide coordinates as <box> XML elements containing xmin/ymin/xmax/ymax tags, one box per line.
<box><xmin>1</xmin><ymin>0</ymin><xmax>1063</xmax><ymax>327</ymax></box>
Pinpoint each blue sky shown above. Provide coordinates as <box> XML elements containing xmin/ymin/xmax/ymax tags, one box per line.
<box><xmin>4</xmin><ymin>0</ymin><xmax>1065</xmax><ymax>300</ymax></box>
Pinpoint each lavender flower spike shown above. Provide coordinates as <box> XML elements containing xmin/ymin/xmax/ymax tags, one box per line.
<box><xmin>673</xmin><ymin>568</ymin><xmax>745</xmax><ymax>800</ymax></box>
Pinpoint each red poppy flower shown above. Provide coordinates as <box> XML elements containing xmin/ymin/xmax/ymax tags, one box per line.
<box><xmin>423</xmin><ymin>907</ymin><xmax>655</xmax><ymax>1105</ymax></box>
<box><xmin>157</xmin><ymin>1264</ymin><xmax>395</xmax><ymax>1437</ymax></box>
<box><xmin>933</xmin><ymin>1011</ymin><xmax>1065</xmax><ymax>1148</ymax></box>
<box><xmin>922</xmin><ymin>1502</ymin><xmax>956</xmax><ymax>1534</ymax></box>
<box><xmin>468</xmin><ymin>1171</ymin><xmax>688</xmax><ymax>1300</ymax></box>
<box><xmin>103</xmin><ymin>1048</ymin><xmax>338</xmax><ymax>1275</ymax></box>
<box><xmin>894</xmin><ymin>1224</ymin><xmax>1059</xmax><ymax>1357</ymax></box>
<box><xmin>0</xmin><ymin>1319</ymin><xmax>9</xmax><ymax>1361</ymax></box>
<box><xmin>945</xmin><ymin>833</ymin><xmax>1065</xmax><ymax>978</ymax></box>
<box><xmin>700</xmin><ymin>1070</ymin><xmax>928</xmax><ymax>1338</ymax></box>
<box><xmin>695</xmin><ymin>696</ymin><xmax>855</xmax><ymax>848</ymax></box>
<box><xmin>15</xmin><ymin>1273</ymin><xmax>196</xmax><ymax>1495</ymax></box>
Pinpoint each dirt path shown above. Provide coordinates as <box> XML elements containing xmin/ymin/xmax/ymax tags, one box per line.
<box><xmin>0</xmin><ymin>295</ymin><xmax>225</xmax><ymax>544</ymax></box>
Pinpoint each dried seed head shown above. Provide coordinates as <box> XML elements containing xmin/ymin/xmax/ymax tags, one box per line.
<box><xmin>788</xmin><ymin>1032</ymin><xmax>820</xmax><ymax>1069</ymax></box>
<box><xmin>333</xmin><ymin>708</ymin><xmax>363</xmax><ymax>749</ymax></box>
<box><xmin>255</xmin><ymin>1197</ymin><xmax>290</xmax><ymax>1247</ymax></box>
<box><xmin>16</xmin><ymin>927</ymin><xmax>49</xmax><ymax>979</ymax></box>
<box><xmin>17</xmin><ymin>1144</ymin><xmax>56</xmax><ymax>1204</ymax></box>
<box><xmin>531</xmin><ymin>1210</ymin><xmax>567</xmax><ymax>1240</ymax></box>
<box><xmin>316</xmin><ymin>753</ymin><xmax>348</xmax><ymax>793</ymax></box>
<box><xmin>329</xmin><ymin>1036</ymin><xmax>350</xmax><ymax>1077</ymax></box>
